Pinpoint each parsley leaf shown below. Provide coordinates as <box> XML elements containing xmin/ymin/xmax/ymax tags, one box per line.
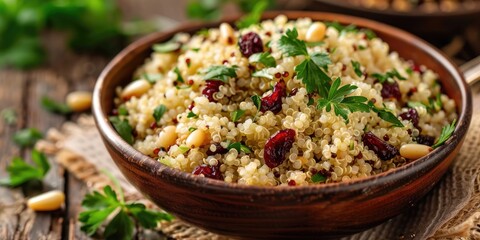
<box><xmin>143</xmin><ymin>73</ymin><xmax>163</xmax><ymax>84</ymax></box>
<box><xmin>368</xmin><ymin>102</ymin><xmax>404</xmax><ymax>127</ymax></box>
<box><xmin>13</xmin><ymin>128</ymin><xmax>43</xmax><ymax>148</ymax></box>
<box><xmin>109</xmin><ymin>116</ymin><xmax>134</xmax><ymax>144</ymax></box>
<box><xmin>152</xmin><ymin>41</ymin><xmax>181</xmax><ymax>53</ymax></box>
<box><xmin>361</xmin><ymin>29</ymin><xmax>377</xmax><ymax>40</ymax></box>
<box><xmin>236</xmin><ymin>0</ymin><xmax>268</xmax><ymax>29</ymax></box>
<box><xmin>227</xmin><ymin>142</ymin><xmax>252</xmax><ymax>154</ymax></box>
<box><xmin>153</xmin><ymin>104</ymin><xmax>168</xmax><ymax>122</ymax></box>
<box><xmin>278</xmin><ymin>28</ymin><xmax>331</xmax><ymax>97</ymax></box>
<box><xmin>311</xmin><ymin>173</ymin><xmax>326</xmax><ymax>183</ymax></box>
<box><xmin>0</xmin><ymin>150</ymin><xmax>50</xmax><ymax>187</ymax></box>
<box><xmin>79</xmin><ymin>185</ymin><xmax>173</xmax><ymax>238</ymax></box>
<box><xmin>432</xmin><ymin>119</ymin><xmax>456</xmax><ymax>149</ymax></box>
<box><xmin>231</xmin><ymin>109</ymin><xmax>245</xmax><ymax>122</ymax></box>
<box><xmin>203</xmin><ymin>65</ymin><xmax>237</xmax><ymax>82</ymax></box>
<box><xmin>351</xmin><ymin>60</ymin><xmax>363</xmax><ymax>77</ymax></box>
<box><xmin>305</xmin><ymin>41</ymin><xmax>324</xmax><ymax>47</ymax></box>
<box><xmin>188</xmin><ymin>127</ymin><xmax>197</xmax><ymax>132</ymax></box>
<box><xmin>371</xmin><ymin>69</ymin><xmax>406</xmax><ymax>83</ymax></box>
<box><xmin>317</xmin><ymin>78</ymin><xmax>370</xmax><ymax>121</ymax></box>
<box><xmin>118</xmin><ymin>106</ymin><xmax>129</xmax><ymax>116</ymax></box>
<box><xmin>1</xmin><ymin>108</ymin><xmax>17</xmax><ymax>125</ymax></box>
<box><xmin>178</xmin><ymin>145</ymin><xmax>190</xmax><ymax>154</ymax></box>
<box><xmin>325</xmin><ymin>22</ymin><xmax>358</xmax><ymax>34</ymax></box>
<box><xmin>41</xmin><ymin>96</ymin><xmax>72</xmax><ymax>115</ymax></box>
<box><xmin>252</xmin><ymin>69</ymin><xmax>273</xmax><ymax>79</ymax></box>
<box><xmin>251</xmin><ymin>95</ymin><xmax>262</xmax><ymax>110</ymax></box>
<box><xmin>249</xmin><ymin>52</ymin><xmax>276</xmax><ymax>68</ymax></box>
<box><xmin>173</xmin><ymin>67</ymin><xmax>184</xmax><ymax>83</ymax></box>
<box><xmin>187</xmin><ymin>112</ymin><xmax>198</xmax><ymax>118</ymax></box>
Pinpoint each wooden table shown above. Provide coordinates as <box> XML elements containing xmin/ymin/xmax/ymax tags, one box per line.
<box><xmin>0</xmin><ymin>3</ymin><xmax>479</xmax><ymax>239</ymax></box>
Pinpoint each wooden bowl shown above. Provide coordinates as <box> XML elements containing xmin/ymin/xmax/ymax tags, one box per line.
<box><xmin>92</xmin><ymin>11</ymin><xmax>472</xmax><ymax>239</ymax></box>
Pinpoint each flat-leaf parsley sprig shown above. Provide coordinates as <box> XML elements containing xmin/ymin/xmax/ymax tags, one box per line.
<box><xmin>79</xmin><ymin>184</ymin><xmax>173</xmax><ymax>239</ymax></box>
<box><xmin>432</xmin><ymin>119</ymin><xmax>456</xmax><ymax>149</ymax></box>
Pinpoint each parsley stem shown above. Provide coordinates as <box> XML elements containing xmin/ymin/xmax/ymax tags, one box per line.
<box><xmin>101</xmin><ymin>169</ymin><xmax>125</xmax><ymax>203</ymax></box>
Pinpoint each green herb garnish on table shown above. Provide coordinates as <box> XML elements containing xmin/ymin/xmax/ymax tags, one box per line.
<box><xmin>79</xmin><ymin>185</ymin><xmax>173</xmax><ymax>239</ymax></box>
<box><xmin>1</xmin><ymin>108</ymin><xmax>17</xmax><ymax>125</ymax></box>
<box><xmin>41</xmin><ymin>96</ymin><xmax>72</xmax><ymax>115</ymax></box>
<box><xmin>0</xmin><ymin>150</ymin><xmax>50</xmax><ymax>187</ymax></box>
<box><xmin>13</xmin><ymin>127</ymin><xmax>43</xmax><ymax>148</ymax></box>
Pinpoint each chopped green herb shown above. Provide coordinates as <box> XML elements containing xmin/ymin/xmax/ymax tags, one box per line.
<box><xmin>368</xmin><ymin>102</ymin><xmax>404</xmax><ymax>127</ymax></box>
<box><xmin>153</xmin><ymin>105</ymin><xmax>168</xmax><ymax>122</ymax></box>
<box><xmin>361</xmin><ymin>29</ymin><xmax>377</xmax><ymax>40</ymax></box>
<box><xmin>371</xmin><ymin>69</ymin><xmax>406</xmax><ymax>83</ymax></box>
<box><xmin>41</xmin><ymin>96</ymin><xmax>72</xmax><ymax>115</ymax></box>
<box><xmin>349</xmin><ymin>141</ymin><xmax>354</xmax><ymax>150</ymax></box>
<box><xmin>227</xmin><ymin>142</ymin><xmax>252</xmax><ymax>154</ymax></box>
<box><xmin>176</xmin><ymin>85</ymin><xmax>191</xmax><ymax>90</ymax></box>
<box><xmin>1</xmin><ymin>108</ymin><xmax>17</xmax><ymax>125</ymax></box>
<box><xmin>79</xmin><ymin>185</ymin><xmax>173</xmax><ymax>238</ymax></box>
<box><xmin>236</xmin><ymin>0</ymin><xmax>268</xmax><ymax>29</ymax></box>
<box><xmin>278</xmin><ymin>28</ymin><xmax>309</xmax><ymax>57</ymax></box>
<box><xmin>406</xmin><ymin>67</ymin><xmax>413</xmax><ymax>75</ymax></box>
<box><xmin>173</xmin><ymin>67</ymin><xmax>184</xmax><ymax>83</ymax></box>
<box><xmin>188</xmin><ymin>127</ymin><xmax>197</xmax><ymax>132</ymax></box>
<box><xmin>407</xmin><ymin>101</ymin><xmax>427</xmax><ymax>109</ymax></box>
<box><xmin>305</xmin><ymin>41</ymin><xmax>324</xmax><ymax>47</ymax></box>
<box><xmin>317</xmin><ymin>78</ymin><xmax>370</xmax><ymax>121</ymax></box>
<box><xmin>118</xmin><ymin>106</ymin><xmax>129</xmax><ymax>116</ymax></box>
<box><xmin>203</xmin><ymin>65</ymin><xmax>237</xmax><ymax>82</ymax></box>
<box><xmin>13</xmin><ymin>128</ymin><xmax>43</xmax><ymax>148</ymax></box>
<box><xmin>252</xmin><ymin>69</ymin><xmax>273</xmax><ymax>79</ymax></box>
<box><xmin>310</xmin><ymin>52</ymin><xmax>332</xmax><ymax>71</ymax></box>
<box><xmin>187</xmin><ymin>112</ymin><xmax>198</xmax><ymax>118</ymax></box>
<box><xmin>432</xmin><ymin>119</ymin><xmax>456</xmax><ymax>149</ymax></box>
<box><xmin>358</xmin><ymin>45</ymin><xmax>367</xmax><ymax>50</ymax></box>
<box><xmin>178</xmin><ymin>145</ymin><xmax>190</xmax><ymax>154</ymax></box>
<box><xmin>0</xmin><ymin>150</ymin><xmax>50</xmax><ymax>187</ymax></box>
<box><xmin>109</xmin><ymin>116</ymin><xmax>134</xmax><ymax>144</ymax></box>
<box><xmin>307</xmin><ymin>97</ymin><xmax>314</xmax><ymax>106</ymax></box>
<box><xmin>143</xmin><ymin>73</ymin><xmax>163</xmax><ymax>84</ymax></box>
<box><xmin>251</xmin><ymin>95</ymin><xmax>262</xmax><ymax>110</ymax></box>
<box><xmin>325</xmin><ymin>22</ymin><xmax>358</xmax><ymax>34</ymax></box>
<box><xmin>351</xmin><ymin>60</ymin><xmax>363</xmax><ymax>77</ymax></box>
<box><xmin>249</xmin><ymin>52</ymin><xmax>276</xmax><ymax>68</ymax></box>
<box><xmin>152</xmin><ymin>41</ymin><xmax>181</xmax><ymax>53</ymax></box>
<box><xmin>231</xmin><ymin>109</ymin><xmax>246</xmax><ymax>122</ymax></box>
<box><xmin>311</xmin><ymin>173</ymin><xmax>326</xmax><ymax>183</ymax></box>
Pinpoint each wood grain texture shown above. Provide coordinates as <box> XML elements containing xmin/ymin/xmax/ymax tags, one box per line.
<box><xmin>92</xmin><ymin>11</ymin><xmax>472</xmax><ymax>239</ymax></box>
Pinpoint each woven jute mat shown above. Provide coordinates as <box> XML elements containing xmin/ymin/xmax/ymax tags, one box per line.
<box><xmin>36</xmin><ymin>114</ymin><xmax>480</xmax><ymax>240</ymax></box>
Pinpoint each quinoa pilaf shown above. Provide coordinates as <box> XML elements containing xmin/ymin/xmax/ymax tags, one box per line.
<box><xmin>111</xmin><ymin>16</ymin><xmax>457</xmax><ymax>186</ymax></box>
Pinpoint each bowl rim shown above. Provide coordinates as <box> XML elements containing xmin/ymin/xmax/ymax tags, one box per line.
<box><xmin>93</xmin><ymin>11</ymin><xmax>472</xmax><ymax>195</ymax></box>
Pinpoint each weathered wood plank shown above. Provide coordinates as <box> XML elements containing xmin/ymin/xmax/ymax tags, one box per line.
<box><xmin>0</xmin><ymin>71</ymin><xmax>28</xmax><ymax>240</ymax></box>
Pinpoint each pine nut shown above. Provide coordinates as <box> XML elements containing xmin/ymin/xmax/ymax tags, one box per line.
<box><xmin>219</xmin><ymin>23</ymin><xmax>234</xmax><ymax>45</ymax></box>
<box><xmin>305</xmin><ymin>22</ymin><xmax>326</xmax><ymax>42</ymax></box>
<box><xmin>66</xmin><ymin>91</ymin><xmax>92</xmax><ymax>112</ymax></box>
<box><xmin>186</xmin><ymin>129</ymin><xmax>207</xmax><ymax>148</ymax></box>
<box><xmin>27</xmin><ymin>190</ymin><xmax>65</xmax><ymax>211</ymax></box>
<box><xmin>157</xmin><ymin>125</ymin><xmax>177</xmax><ymax>149</ymax></box>
<box><xmin>399</xmin><ymin>143</ymin><xmax>432</xmax><ymax>160</ymax></box>
<box><xmin>121</xmin><ymin>80</ymin><xmax>151</xmax><ymax>99</ymax></box>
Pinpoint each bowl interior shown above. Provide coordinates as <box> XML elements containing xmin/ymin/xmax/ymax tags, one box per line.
<box><xmin>93</xmin><ymin>11</ymin><xmax>472</xmax><ymax>194</ymax></box>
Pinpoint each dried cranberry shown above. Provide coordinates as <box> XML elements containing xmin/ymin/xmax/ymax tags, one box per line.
<box><xmin>414</xmin><ymin>135</ymin><xmax>435</xmax><ymax>146</ymax></box>
<box><xmin>399</xmin><ymin>108</ymin><xmax>419</xmax><ymax>128</ymax></box>
<box><xmin>149</xmin><ymin>121</ymin><xmax>158</xmax><ymax>129</ymax></box>
<box><xmin>192</xmin><ymin>164</ymin><xmax>223</xmax><ymax>180</ymax></box>
<box><xmin>238</xmin><ymin>32</ymin><xmax>263</xmax><ymax>58</ymax></box>
<box><xmin>362</xmin><ymin>132</ymin><xmax>398</xmax><ymax>161</ymax></box>
<box><xmin>202</xmin><ymin>80</ymin><xmax>223</xmax><ymax>102</ymax></box>
<box><xmin>206</xmin><ymin>143</ymin><xmax>228</xmax><ymax>155</ymax></box>
<box><xmin>261</xmin><ymin>80</ymin><xmax>286</xmax><ymax>114</ymax></box>
<box><xmin>412</xmin><ymin>64</ymin><xmax>423</xmax><ymax>73</ymax></box>
<box><xmin>264</xmin><ymin>129</ymin><xmax>296</xmax><ymax>168</ymax></box>
<box><xmin>381</xmin><ymin>81</ymin><xmax>401</xmax><ymax>101</ymax></box>
<box><xmin>188</xmin><ymin>102</ymin><xmax>195</xmax><ymax>110</ymax></box>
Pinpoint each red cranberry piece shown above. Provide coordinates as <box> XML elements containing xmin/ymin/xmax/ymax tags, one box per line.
<box><xmin>414</xmin><ymin>135</ymin><xmax>435</xmax><ymax>146</ymax></box>
<box><xmin>288</xmin><ymin>180</ymin><xmax>296</xmax><ymax>186</ymax></box>
<box><xmin>202</xmin><ymin>80</ymin><xmax>224</xmax><ymax>102</ymax></box>
<box><xmin>261</xmin><ymin>80</ymin><xmax>286</xmax><ymax>114</ymax></box>
<box><xmin>399</xmin><ymin>108</ymin><xmax>419</xmax><ymax>128</ymax></box>
<box><xmin>206</xmin><ymin>143</ymin><xmax>228</xmax><ymax>155</ymax></box>
<box><xmin>380</xmin><ymin>81</ymin><xmax>401</xmax><ymax>101</ymax></box>
<box><xmin>264</xmin><ymin>129</ymin><xmax>296</xmax><ymax>168</ymax></box>
<box><xmin>238</xmin><ymin>32</ymin><xmax>263</xmax><ymax>58</ymax></box>
<box><xmin>153</xmin><ymin>148</ymin><xmax>160</xmax><ymax>155</ymax></box>
<box><xmin>362</xmin><ymin>132</ymin><xmax>398</xmax><ymax>161</ymax></box>
<box><xmin>412</xmin><ymin>64</ymin><xmax>423</xmax><ymax>73</ymax></box>
<box><xmin>192</xmin><ymin>164</ymin><xmax>223</xmax><ymax>180</ymax></box>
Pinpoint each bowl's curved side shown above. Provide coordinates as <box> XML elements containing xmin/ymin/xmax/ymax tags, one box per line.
<box><xmin>93</xmin><ymin>11</ymin><xmax>472</xmax><ymax>238</ymax></box>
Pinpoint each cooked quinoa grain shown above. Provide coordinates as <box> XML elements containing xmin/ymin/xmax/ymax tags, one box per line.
<box><xmin>112</xmin><ymin>16</ymin><xmax>457</xmax><ymax>186</ymax></box>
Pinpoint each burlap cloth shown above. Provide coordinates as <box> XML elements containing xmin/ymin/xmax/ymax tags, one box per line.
<box><xmin>36</xmin><ymin>114</ymin><xmax>480</xmax><ymax>240</ymax></box>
